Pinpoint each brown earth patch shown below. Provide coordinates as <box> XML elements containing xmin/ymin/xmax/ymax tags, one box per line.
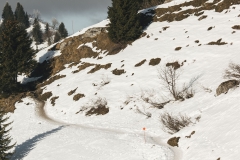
<box><xmin>163</xmin><ymin>26</ymin><xmax>170</xmax><ymax>31</ymax></box>
<box><xmin>167</xmin><ymin>137</ymin><xmax>180</xmax><ymax>147</ymax></box>
<box><xmin>87</xmin><ymin>63</ymin><xmax>112</xmax><ymax>74</ymax></box>
<box><xmin>207</xmin><ymin>38</ymin><xmax>227</xmax><ymax>45</ymax></box>
<box><xmin>39</xmin><ymin>92</ymin><xmax>53</xmax><ymax>101</ymax></box>
<box><xmin>135</xmin><ymin>59</ymin><xmax>147</xmax><ymax>67</ymax></box>
<box><xmin>153</xmin><ymin>0</ymin><xmax>239</xmax><ymax>23</ymax></box>
<box><xmin>50</xmin><ymin>96</ymin><xmax>59</xmax><ymax>106</ymax></box>
<box><xmin>207</xmin><ymin>26</ymin><xmax>213</xmax><ymax>31</ymax></box>
<box><xmin>86</xmin><ymin>105</ymin><xmax>109</xmax><ymax>116</ymax></box>
<box><xmin>166</xmin><ymin>61</ymin><xmax>181</xmax><ymax>70</ymax></box>
<box><xmin>112</xmin><ymin>68</ymin><xmax>125</xmax><ymax>75</ymax></box>
<box><xmin>0</xmin><ymin>93</ymin><xmax>26</xmax><ymax>112</ymax></box>
<box><xmin>198</xmin><ymin>15</ymin><xmax>207</xmax><ymax>21</ymax></box>
<box><xmin>68</xmin><ymin>88</ymin><xmax>78</xmax><ymax>96</ymax></box>
<box><xmin>175</xmin><ymin>47</ymin><xmax>182</xmax><ymax>51</ymax></box>
<box><xmin>73</xmin><ymin>93</ymin><xmax>85</xmax><ymax>101</ymax></box>
<box><xmin>232</xmin><ymin>25</ymin><xmax>240</xmax><ymax>30</ymax></box>
<box><xmin>37</xmin><ymin>75</ymin><xmax>66</xmax><ymax>88</ymax></box>
<box><xmin>149</xmin><ymin>58</ymin><xmax>161</xmax><ymax>66</ymax></box>
<box><xmin>72</xmin><ymin>63</ymin><xmax>94</xmax><ymax>73</ymax></box>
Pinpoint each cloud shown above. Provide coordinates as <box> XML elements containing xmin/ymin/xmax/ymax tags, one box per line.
<box><xmin>0</xmin><ymin>0</ymin><xmax>112</xmax><ymax>31</ymax></box>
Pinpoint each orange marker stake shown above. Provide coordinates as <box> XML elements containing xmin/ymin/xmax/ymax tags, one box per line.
<box><xmin>143</xmin><ymin>127</ymin><xmax>146</xmax><ymax>143</ymax></box>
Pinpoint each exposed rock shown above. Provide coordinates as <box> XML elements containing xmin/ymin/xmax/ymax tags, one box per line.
<box><xmin>216</xmin><ymin>80</ymin><xmax>239</xmax><ymax>96</ymax></box>
<box><xmin>166</xmin><ymin>61</ymin><xmax>180</xmax><ymax>70</ymax></box>
<box><xmin>167</xmin><ymin>137</ymin><xmax>180</xmax><ymax>147</ymax></box>
<box><xmin>149</xmin><ymin>58</ymin><xmax>161</xmax><ymax>66</ymax></box>
<box><xmin>112</xmin><ymin>68</ymin><xmax>125</xmax><ymax>75</ymax></box>
<box><xmin>83</xmin><ymin>27</ymin><xmax>105</xmax><ymax>38</ymax></box>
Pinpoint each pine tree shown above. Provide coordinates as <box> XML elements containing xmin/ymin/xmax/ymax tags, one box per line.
<box><xmin>45</xmin><ymin>23</ymin><xmax>52</xmax><ymax>45</ymax></box>
<box><xmin>107</xmin><ymin>0</ymin><xmax>142</xmax><ymax>43</ymax></box>
<box><xmin>0</xmin><ymin>20</ymin><xmax>36</xmax><ymax>94</ymax></box>
<box><xmin>32</xmin><ymin>18</ymin><xmax>43</xmax><ymax>44</ymax></box>
<box><xmin>54</xmin><ymin>31</ymin><xmax>61</xmax><ymax>43</ymax></box>
<box><xmin>2</xmin><ymin>3</ymin><xmax>14</xmax><ymax>26</ymax></box>
<box><xmin>24</xmin><ymin>12</ymin><xmax>30</xmax><ymax>28</ymax></box>
<box><xmin>0</xmin><ymin>108</ymin><xmax>15</xmax><ymax>159</ymax></box>
<box><xmin>58</xmin><ymin>22</ymin><xmax>68</xmax><ymax>38</ymax></box>
<box><xmin>14</xmin><ymin>2</ymin><xmax>29</xmax><ymax>28</ymax></box>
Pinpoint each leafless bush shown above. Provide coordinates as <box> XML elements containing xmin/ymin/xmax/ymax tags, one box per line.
<box><xmin>140</xmin><ymin>90</ymin><xmax>169</xmax><ymax>109</ymax></box>
<box><xmin>160</xmin><ymin>112</ymin><xmax>192</xmax><ymax>134</ymax></box>
<box><xmin>224</xmin><ymin>62</ymin><xmax>240</xmax><ymax>80</ymax></box>
<box><xmin>158</xmin><ymin>66</ymin><xmax>198</xmax><ymax>100</ymax></box>
<box><xmin>136</xmin><ymin>106</ymin><xmax>152</xmax><ymax>118</ymax></box>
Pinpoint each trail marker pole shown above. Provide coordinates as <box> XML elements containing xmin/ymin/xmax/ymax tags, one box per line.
<box><xmin>143</xmin><ymin>127</ymin><xmax>146</xmax><ymax>143</ymax></box>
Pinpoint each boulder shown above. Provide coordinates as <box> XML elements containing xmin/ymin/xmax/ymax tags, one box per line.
<box><xmin>216</xmin><ymin>80</ymin><xmax>239</xmax><ymax>96</ymax></box>
<box><xmin>167</xmin><ymin>137</ymin><xmax>180</xmax><ymax>147</ymax></box>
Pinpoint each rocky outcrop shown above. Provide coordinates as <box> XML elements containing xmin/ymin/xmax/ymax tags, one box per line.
<box><xmin>167</xmin><ymin>137</ymin><xmax>180</xmax><ymax>147</ymax></box>
<box><xmin>216</xmin><ymin>80</ymin><xmax>239</xmax><ymax>96</ymax></box>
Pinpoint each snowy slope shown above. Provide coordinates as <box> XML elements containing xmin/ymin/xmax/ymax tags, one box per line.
<box><xmin>11</xmin><ymin>0</ymin><xmax>240</xmax><ymax>159</ymax></box>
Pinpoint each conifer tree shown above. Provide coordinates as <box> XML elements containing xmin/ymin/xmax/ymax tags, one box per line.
<box><xmin>32</xmin><ymin>18</ymin><xmax>43</xmax><ymax>44</ymax></box>
<box><xmin>45</xmin><ymin>23</ymin><xmax>52</xmax><ymax>45</ymax></box>
<box><xmin>0</xmin><ymin>20</ymin><xmax>36</xmax><ymax>94</ymax></box>
<box><xmin>14</xmin><ymin>2</ymin><xmax>29</xmax><ymax>28</ymax></box>
<box><xmin>2</xmin><ymin>3</ymin><xmax>14</xmax><ymax>26</ymax></box>
<box><xmin>24</xmin><ymin>12</ymin><xmax>30</xmax><ymax>28</ymax></box>
<box><xmin>58</xmin><ymin>22</ymin><xmax>68</xmax><ymax>38</ymax></box>
<box><xmin>0</xmin><ymin>108</ymin><xmax>15</xmax><ymax>159</ymax></box>
<box><xmin>107</xmin><ymin>0</ymin><xmax>142</xmax><ymax>43</ymax></box>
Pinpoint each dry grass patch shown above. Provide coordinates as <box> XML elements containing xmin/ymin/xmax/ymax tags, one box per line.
<box><xmin>175</xmin><ymin>47</ymin><xmax>182</xmax><ymax>51</ymax></box>
<box><xmin>135</xmin><ymin>59</ymin><xmax>146</xmax><ymax>67</ymax></box>
<box><xmin>50</xmin><ymin>96</ymin><xmax>59</xmax><ymax>106</ymax></box>
<box><xmin>37</xmin><ymin>75</ymin><xmax>66</xmax><ymax>88</ymax></box>
<box><xmin>88</xmin><ymin>63</ymin><xmax>112</xmax><ymax>74</ymax></box>
<box><xmin>198</xmin><ymin>15</ymin><xmax>207</xmax><ymax>21</ymax></box>
<box><xmin>149</xmin><ymin>58</ymin><xmax>161</xmax><ymax>66</ymax></box>
<box><xmin>72</xmin><ymin>63</ymin><xmax>94</xmax><ymax>73</ymax></box>
<box><xmin>85</xmin><ymin>98</ymin><xmax>109</xmax><ymax>116</ymax></box>
<box><xmin>166</xmin><ymin>61</ymin><xmax>181</xmax><ymax>70</ymax></box>
<box><xmin>112</xmin><ymin>68</ymin><xmax>125</xmax><ymax>75</ymax></box>
<box><xmin>232</xmin><ymin>25</ymin><xmax>240</xmax><ymax>30</ymax></box>
<box><xmin>167</xmin><ymin>137</ymin><xmax>180</xmax><ymax>147</ymax></box>
<box><xmin>207</xmin><ymin>38</ymin><xmax>227</xmax><ymax>45</ymax></box>
<box><xmin>73</xmin><ymin>94</ymin><xmax>85</xmax><ymax>101</ymax></box>
<box><xmin>68</xmin><ymin>88</ymin><xmax>78</xmax><ymax>96</ymax></box>
<box><xmin>39</xmin><ymin>92</ymin><xmax>53</xmax><ymax>101</ymax></box>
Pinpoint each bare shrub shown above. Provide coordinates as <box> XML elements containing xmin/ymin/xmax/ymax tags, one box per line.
<box><xmin>160</xmin><ymin>112</ymin><xmax>192</xmax><ymax>134</ymax></box>
<box><xmin>85</xmin><ymin>98</ymin><xmax>109</xmax><ymax>116</ymax></box>
<box><xmin>158</xmin><ymin>66</ymin><xmax>198</xmax><ymax>100</ymax></box>
<box><xmin>224</xmin><ymin>62</ymin><xmax>240</xmax><ymax>80</ymax></box>
<box><xmin>136</xmin><ymin>106</ymin><xmax>152</xmax><ymax>118</ymax></box>
<box><xmin>140</xmin><ymin>90</ymin><xmax>169</xmax><ymax>109</ymax></box>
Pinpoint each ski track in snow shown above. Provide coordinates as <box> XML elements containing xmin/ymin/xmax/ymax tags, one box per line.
<box><xmin>32</xmin><ymin>98</ymin><xmax>179</xmax><ymax>160</ymax></box>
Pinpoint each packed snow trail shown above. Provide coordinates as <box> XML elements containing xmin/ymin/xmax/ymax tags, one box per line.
<box><xmin>31</xmin><ymin>98</ymin><xmax>180</xmax><ymax>160</ymax></box>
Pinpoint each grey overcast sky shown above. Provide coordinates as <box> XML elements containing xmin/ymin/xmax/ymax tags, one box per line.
<box><xmin>0</xmin><ymin>0</ymin><xmax>112</xmax><ymax>34</ymax></box>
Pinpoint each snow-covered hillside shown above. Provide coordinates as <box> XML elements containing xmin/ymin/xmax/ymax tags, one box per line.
<box><xmin>11</xmin><ymin>0</ymin><xmax>240</xmax><ymax>159</ymax></box>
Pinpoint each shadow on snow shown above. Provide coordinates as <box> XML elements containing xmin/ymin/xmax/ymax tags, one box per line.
<box><xmin>11</xmin><ymin>125</ymin><xmax>65</xmax><ymax>160</ymax></box>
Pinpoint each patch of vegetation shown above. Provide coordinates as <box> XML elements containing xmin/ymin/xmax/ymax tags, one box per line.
<box><xmin>88</xmin><ymin>63</ymin><xmax>112</xmax><ymax>74</ymax></box>
<box><xmin>135</xmin><ymin>59</ymin><xmax>146</xmax><ymax>67</ymax></box>
<box><xmin>160</xmin><ymin>112</ymin><xmax>192</xmax><ymax>134</ymax></box>
<box><xmin>68</xmin><ymin>88</ymin><xmax>78</xmax><ymax>96</ymax></box>
<box><xmin>73</xmin><ymin>94</ymin><xmax>85</xmax><ymax>101</ymax></box>
<box><xmin>167</xmin><ymin>137</ymin><xmax>180</xmax><ymax>147</ymax></box>
<box><xmin>149</xmin><ymin>58</ymin><xmax>161</xmax><ymax>66</ymax></box>
<box><xmin>232</xmin><ymin>25</ymin><xmax>240</xmax><ymax>30</ymax></box>
<box><xmin>198</xmin><ymin>15</ymin><xmax>207</xmax><ymax>21</ymax></box>
<box><xmin>207</xmin><ymin>38</ymin><xmax>227</xmax><ymax>45</ymax></box>
<box><xmin>175</xmin><ymin>47</ymin><xmax>182</xmax><ymax>51</ymax></box>
<box><xmin>50</xmin><ymin>96</ymin><xmax>59</xmax><ymax>106</ymax></box>
<box><xmin>85</xmin><ymin>98</ymin><xmax>109</xmax><ymax>116</ymax></box>
<box><xmin>112</xmin><ymin>68</ymin><xmax>125</xmax><ymax>75</ymax></box>
<box><xmin>166</xmin><ymin>61</ymin><xmax>181</xmax><ymax>70</ymax></box>
<box><xmin>39</xmin><ymin>92</ymin><xmax>52</xmax><ymax>101</ymax></box>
